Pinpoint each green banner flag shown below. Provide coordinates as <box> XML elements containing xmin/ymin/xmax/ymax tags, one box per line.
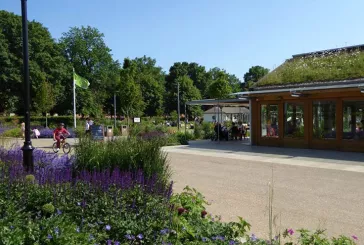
<box><xmin>73</xmin><ymin>71</ymin><xmax>90</xmax><ymax>89</ymax></box>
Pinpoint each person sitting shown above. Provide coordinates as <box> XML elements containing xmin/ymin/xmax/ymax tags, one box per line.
<box><xmin>53</xmin><ymin>123</ymin><xmax>70</xmax><ymax>153</ymax></box>
<box><xmin>221</xmin><ymin>125</ymin><xmax>229</xmax><ymax>141</ymax></box>
<box><xmin>231</xmin><ymin>123</ymin><xmax>239</xmax><ymax>140</ymax></box>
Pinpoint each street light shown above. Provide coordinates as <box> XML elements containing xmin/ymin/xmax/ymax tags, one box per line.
<box><xmin>114</xmin><ymin>92</ymin><xmax>117</xmax><ymax>129</ymax></box>
<box><xmin>20</xmin><ymin>0</ymin><xmax>34</xmax><ymax>172</ymax></box>
<box><xmin>177</xmin><ymin>82</ymin><xmax>180</xmax><ymax>130</ymax></box>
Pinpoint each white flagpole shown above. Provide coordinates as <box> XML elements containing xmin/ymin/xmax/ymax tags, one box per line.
<box><xmin>73</xmin><ymin>68</ymin><xmax>77</xmax><ymax>129</ymax></box>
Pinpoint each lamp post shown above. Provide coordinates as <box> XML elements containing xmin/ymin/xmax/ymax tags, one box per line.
<box><xmin>114</xmin><ymin>92</ymin><xmax>116</xmax><ymax>129</ymax></box>
<box><xmin>177</xmin><ymin>82</ymin><xmax>180</xmax><ymax>131</ymax></box>
<box><xmin>20</xmin><ymin>0</ymin><xmax>34</xmax><ymax>172</ymax></box>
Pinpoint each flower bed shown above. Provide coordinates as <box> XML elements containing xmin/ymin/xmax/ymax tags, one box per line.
<box><xmin>0</xmin><ymin>145</ymin><xmax>359</xmax><ymax>245</ymax></box>
<box><xmin>0</xmin><ymin>146</ymin><xmax>250</xmax><ymax>244</ymax></box>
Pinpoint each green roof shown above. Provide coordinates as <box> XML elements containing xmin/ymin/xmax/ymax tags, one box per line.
<box><xmin>255</xmin><ymin>45</ymin><xmax>364</xmax><ymax>88</ymax></box>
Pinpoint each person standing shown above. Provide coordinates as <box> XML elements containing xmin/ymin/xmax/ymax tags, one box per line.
<box><xmin>89</xmin><ymin>118</ymin><xmax>94</xmax><ymax>127</ymax></box>
<box><xmin>21</xmin><ymin>122</ymin><xmax>25</xmax><ymax>139</ymax></box>
<box><xmin>85</xmin><ymin>118</ymin><xmax>90</xmax><ymax>134</ymax></box>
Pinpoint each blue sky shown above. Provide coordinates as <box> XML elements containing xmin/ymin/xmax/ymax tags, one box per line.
<box><xmin>2</xmin><ymin>0</ymin><xmax>364</xmax><ymax>80</ymax></box>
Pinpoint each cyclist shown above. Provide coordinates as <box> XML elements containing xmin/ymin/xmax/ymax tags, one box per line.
<box><xmin>53</xmin><ymin>123</ymin><xmax>70</xmax><ymax>153</ymax></box>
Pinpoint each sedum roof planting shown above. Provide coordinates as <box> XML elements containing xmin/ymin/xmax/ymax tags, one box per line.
<box><xmin>255</xmin><ymin>44</ymin><xmax>364</xmax><ymax>88</ymax></box>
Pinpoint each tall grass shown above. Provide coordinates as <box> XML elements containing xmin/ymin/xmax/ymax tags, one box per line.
<box><xmin>74</xmin><ymin>137</ymin><xmax>171</xmax><ymax>183</ymax></box>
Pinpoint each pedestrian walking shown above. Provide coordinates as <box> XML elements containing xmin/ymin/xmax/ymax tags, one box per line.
<box><xmin>21</xmin><ymin>122</ymin><xmax>25</xmax><ymax>139</ymax></box>
<box><xmin>85</xmin><ymin>118</ymin><xmax>90</xmax><ymax>134</ymax></box>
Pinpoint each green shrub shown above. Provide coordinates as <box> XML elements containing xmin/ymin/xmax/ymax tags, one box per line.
<box><xmin>194</xmin><ymin>124</ymin><xmax>203</xmax><ymax>139</ymax></box>
<box><xmin>42</xmin><ymin>203</ymin><xmax>55</xmax><ymax>214</ymax></box>
<box><xmin>74</xmin><ymin>138</ymin><xmax>171</xmax><ymax>182</ymax></box>
<box><xmin>2</xmin><ymin>128</ymin><xmax>22</xmax><ymax>137</ymax></box>
<box><xmin>202</xmin><ymin>122</ymin><xmax>214</xmax><ymax>139</ymax></box>
<box><xmin>177</xmin><ymin>132</ymin><xmax>194</xmax><ymax>145</ymax></box>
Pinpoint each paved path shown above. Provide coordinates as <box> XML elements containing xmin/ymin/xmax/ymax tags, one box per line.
<box><xmin>164</xmin><ymin>141</ymin><xmax>364</xmax><ymax>240</ymax></box>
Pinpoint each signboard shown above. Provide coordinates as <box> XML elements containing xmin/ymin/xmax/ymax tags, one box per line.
<box><xmin>133</xmin><ymin>117</ymin><xmax>141</xmax><ymax>123</ymax></box>
<box><xmin>91</xmin><ymin>125</ymin><xmax>104</xmax><ymax>141</ymax></box>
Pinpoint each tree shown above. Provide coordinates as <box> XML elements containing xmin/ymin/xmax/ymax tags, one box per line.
<box><xmin>166</xmin><ymin>62</ymin><xmax>209</xmax><ymax>97</ymax></box>
<box><xmin>207</xmin><ymin>77</ymin><xmax>232</xmax><ymax>99</ymax></box>
<box><xmin>0</xmin><ymin>10</ymin><xmax>69</xmax><ymax>114</ymax></box>
<box><xmin>206</xmin><ymin>67</ymin><xmax>238</xmax><ymax>97</ymax></box>
<box><xmin>59</xmin><ymin>26</ymin><xmax>120</xmax><ymax>116</ymax></box>
<box><xmin>243</xmin><ymin>65</ymin><xmax>269</xmax><ymax>90</ymax></box>
<box><xmin>228</xmin><ymin>74</ymin><xmax>242</xmax><ymax>93</ymax></box>
<box><xmin>117</xmin><ymin>71</ymin><xmax>144</xmax><ymax>126</ymax></box>
<box><xmin>34</xmin><ymin>81</ymin><xmax>55</xmax><ymax>127</ymax></box>
<box><xmin>165</xmin><ymin>75</ymin><xmax>202</xmax><ymax>116</ymax></box>
<box><xmin>122</xmin><ymin>56</ymin><xmax>165</xmax><ymax>116</ymax></box>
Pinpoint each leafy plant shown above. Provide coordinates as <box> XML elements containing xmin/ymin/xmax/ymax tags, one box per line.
<box><xmin>1</xmin><ymin>128</ymin><xmax>22</xmax><ymax>138</ymax></box>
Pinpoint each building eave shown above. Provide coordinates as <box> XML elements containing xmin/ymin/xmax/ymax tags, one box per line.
<box><xmin>234</xmin><ymin>79</ymin><xmax>364</xmax><ymax>97</ymax></box>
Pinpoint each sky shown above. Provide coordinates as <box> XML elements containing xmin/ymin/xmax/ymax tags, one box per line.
<box><xmin>2</xmin><ymin>0</ymin><xmax>364</xmax><ymax>80</ymax></box>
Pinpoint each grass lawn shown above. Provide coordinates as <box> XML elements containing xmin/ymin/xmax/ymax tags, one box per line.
<box><xmin>256</xmin><ymin>48</ymin><xmax>364</xmax><ymax>87</ymax></box>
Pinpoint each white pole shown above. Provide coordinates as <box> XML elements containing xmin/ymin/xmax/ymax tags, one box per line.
<box><xmin>73</xmin><ymin>68</ymin><xmax>77</xmax><ymax>129</ymax></box>
<box><xmin>177</xmin><ymin>82</ymin><xmax>180</xmax><ymax>131</ymax></box>
<box><xmin>249</xmin><ymin>99</ymin><xmax>252</xmax><ymax>145</ymax></box>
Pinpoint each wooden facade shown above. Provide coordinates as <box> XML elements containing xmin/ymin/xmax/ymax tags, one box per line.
<box><xmin>249</xmin><ymin>87</ymin><xmax>364</xmax><ymax>153</ymax></box>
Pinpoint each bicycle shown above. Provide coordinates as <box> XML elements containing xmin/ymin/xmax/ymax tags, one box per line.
<box><xmin>52</xmin><ymin>135</ymin><xmax>71</xmax><ymax>154</ymax></box>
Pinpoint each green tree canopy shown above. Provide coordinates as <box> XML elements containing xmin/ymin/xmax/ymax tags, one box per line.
<box><xmin>122</xmin><ymin>56</ymin><xmax>165</xmax><ymax>116</ymax></box>
<box><xmin>207</xmin><ymin>76</ymin><xmax>232</xmax><ymax>99</ymax></box>
<box><xmin>0</xmin><ymin>10</ymin><xmax>69</xmax><ymax>114</ymax></box>
<box><xmin>34</xmin><ymin>81</ymin><xmax>56</xmax><ymax>127</ymax></box>
<box><xmin>117</xmin><ymin>70</ymin><xmax>145</xmax><ymax>122</ymax></box>
<box><xmin>243</xmin><ymin>65</ymin><xmax>269</xmax><ymax>83</ymax></box>
<box><xmin>165</xmin><ymin>75</ymin><xmax>202</xmax><ymax>116</ymax></box>
<box><xmin>59</xmin><ymin>25</ymin><xmax>120</xmax><ymax>116</ymax></box>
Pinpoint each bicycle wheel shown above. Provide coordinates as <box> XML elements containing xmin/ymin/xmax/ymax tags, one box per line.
<box><xmin>62</xmin><ymin>143</ymin><xmax>71</xmax><ymax>154</ymax></box>
<box><xmin>52</xmin><ymin>142</ymin><xmax>58</xmax><ymax>153</ymax></box>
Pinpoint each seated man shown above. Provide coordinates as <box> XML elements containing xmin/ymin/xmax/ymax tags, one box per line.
<box><xmin>53</xmin><ymin>123</ymin><xmax>70</xmax><ymax>153</ymax></box>
<box><xmin>231</xmin><ymin>123</ymin><xmax>239</xmax><ymax>140</ymax></box>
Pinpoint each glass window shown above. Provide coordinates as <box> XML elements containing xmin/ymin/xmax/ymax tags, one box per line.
<box><xmin>312</xmin><ymin>101</ymin><xmax>336</xmax><ymax>139</ymax></box>
<box><xmin>261</xmin><ymin>104</ymin><xmax>279</xmax><ymax>138</ymax></box>
<box><xmin>284</xmin><ymin>103</ymin><xmax>304</xmax><ymax>138</ymax></box>
<box><xmin>343</xmin><ymin>101</ymin><xmax>364</xmax><ymax>140</ymax></box>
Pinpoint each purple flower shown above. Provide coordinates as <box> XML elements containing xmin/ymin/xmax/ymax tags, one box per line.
<box><xmin>160</xmin><ymin>229</ymin><xmax>169</xmax><ymax>235</ymax></box>
<box><xmin>57</xmin><ymin>209</ymin><xmax>62</xmax><ymax>215</ymax></box>
<box><xmin>54</xmin><ymin>227</ymin><xmax>60</xmax><ymax>235</ymax></box>
<box><xmin>114</xmin><ymin>241</ymin><xmax>120</xmax><ymax>245</ymax></box>
<box><xmin>250</xmin><ymin>234</ymin><xmax>257</xmax><ymax>241</ymax></box>
<box><xmin>39</xmin><ymin>128</ymin><xmax>54</xmax><ymax>138</ymax></box>
<box><xmin>137</xmin><ymin>234</ymin><xmax>144</xmax><ymax>240</ymax></box>
<box><xmin>287</xmin><ymin>229</ymin><xmax>294</xmax><ymax>236</ymax></box>
<box><xmin>105</xmin><ymin>225</ymin><xmax>111</xmax><ymax>231</ymax></box>
<box><xmin>229</xmin><ymin>241</ymin><xmax>236</xmax><ymax>245</ymax></box>
<box><xmin>124</xmin><ymin>234</ymin><xmax>135</xmax><ymax>240</ymax></box>
<box><xmin>107</xmin><ymin>240</ymin><xmax>112</xmax><ymax>245</ymax></box>
<box><xmin>352</xmin><ymin>235</ymin><xmax>358</xmax><ymax>240</ymax></box>
<box><xmin>47</xmin><ymin>234</ymin><xmax>53</xmax><ymax>239</ymax></box>
<box><xmin>202</xmin><ymin>237</ymin><xmax>207</xmax><ymax>242</ymax></box>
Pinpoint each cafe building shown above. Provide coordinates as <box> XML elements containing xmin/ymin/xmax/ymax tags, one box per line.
<box><xmin>236</xmin><ymin>44</ymin><xmax>364</xmax><ymax>152</ymax></box>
